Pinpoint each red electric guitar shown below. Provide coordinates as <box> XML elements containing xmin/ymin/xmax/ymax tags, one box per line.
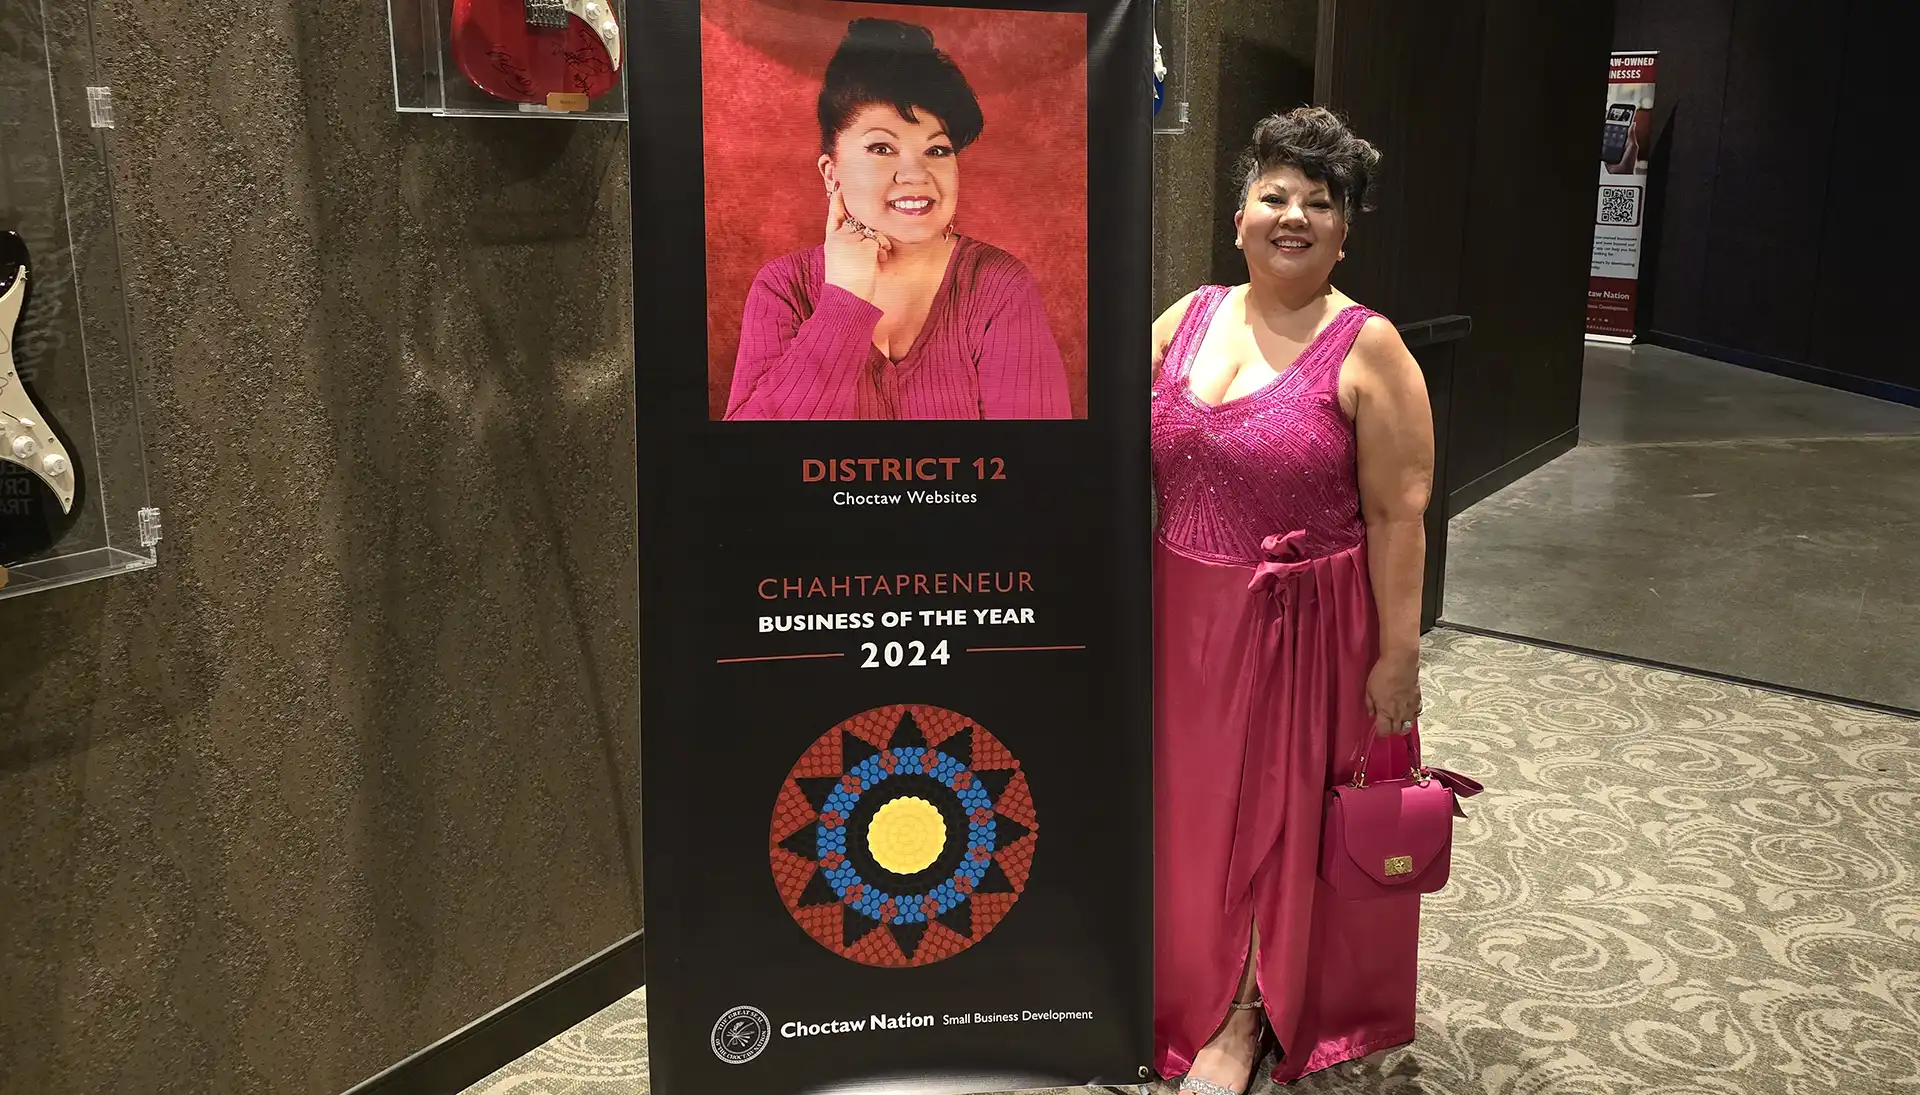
<box><xmin>450</xmin><ymin>0</ymin><xmax>623</xmax><ymax>109</ymax></box>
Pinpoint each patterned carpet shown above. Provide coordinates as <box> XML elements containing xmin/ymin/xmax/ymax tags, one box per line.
<box><xmin>462</xmin><ymin>631</ymin><xmax>1920</xmax><ymax>1095</ymax></box>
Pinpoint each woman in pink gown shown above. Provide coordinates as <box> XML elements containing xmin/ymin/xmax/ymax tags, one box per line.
<box><xmin>1150</xmin><ymin>108</ymin><xmax>1436</xmax><ymax>1092</ymax></box>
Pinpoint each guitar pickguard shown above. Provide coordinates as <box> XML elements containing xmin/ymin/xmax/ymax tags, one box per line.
<box><xmin>1</xmin><ymin>234</ymin><xmax>76</xmax><ymax>515</ymax></box>
<box><xmin>572</xmin><ymin>0</ymin><xmax>621</xmax><ymax>72</ymax></box>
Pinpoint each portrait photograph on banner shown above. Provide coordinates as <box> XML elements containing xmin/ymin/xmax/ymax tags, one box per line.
<box><xmin>701</xmin><ymin>0</ymin><xmax>1090</xmax><ymax>421</ymax></box>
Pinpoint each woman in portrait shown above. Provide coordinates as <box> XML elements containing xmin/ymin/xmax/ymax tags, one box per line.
<box><xmin>723</xmin><ymin>18</ymin><xmax>1072</xmax><ymax>421</ymax></box>
<box><xmin>1149</xmin><ymin>108</ymin><xmax>1435</xmax><ymax>1092</ymax></box>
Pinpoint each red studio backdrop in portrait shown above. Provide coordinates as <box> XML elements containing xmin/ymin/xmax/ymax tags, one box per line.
<box><xmin>700</xmin><ymin>0</ymin><xmax>1090</xmax><ymax>419</ymax></box>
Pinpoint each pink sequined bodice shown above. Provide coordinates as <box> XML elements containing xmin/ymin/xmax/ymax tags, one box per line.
<box><xmin>1151</xmin><ymin>286</ymin><xmax>1373</xmax><ymax>564</ymax></box>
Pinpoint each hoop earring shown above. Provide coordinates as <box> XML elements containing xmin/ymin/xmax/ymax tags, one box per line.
<box><xmin>944</xmin><ymin>220</ymin><xmax>957</xmax><ymax>242</ymax></box>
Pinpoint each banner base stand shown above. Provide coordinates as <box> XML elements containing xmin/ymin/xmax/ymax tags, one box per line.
<box><xmin>341</xmin><ymin>931</ymin><xmax>645</xmax><ymax>1095</ymax></box>
<box><xmin>1585</xmin><ymin>334</ymin><xmax>1636</xmax><ymax>345</ymax></box>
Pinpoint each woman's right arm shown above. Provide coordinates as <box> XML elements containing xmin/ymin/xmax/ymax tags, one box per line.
<box><xmin>723</xmin><ymin>271</ymin><xmax>881</xmax><ymax>421</ymax></box>
<box><xmin>1150</xmin><ymin>290</ymin><xmax>1198</xmax><ymax>385</ymax></box>
<box><xmin>726</xmin><ymin>188</ymin><xmax>892</xmax><ymax>420</ymax></box>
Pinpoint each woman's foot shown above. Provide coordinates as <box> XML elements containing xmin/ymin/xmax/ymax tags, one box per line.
<box><xmin>1179</xmin><ymin>999</ymin><xmax>1264</xmax><ymax>1094</ymax></box>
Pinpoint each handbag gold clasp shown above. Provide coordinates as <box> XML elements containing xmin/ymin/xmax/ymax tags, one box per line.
<box><xmin>1384</xmin><ymin>856</ymin><xmax>1413</xmax><ymax>876</ymax></box>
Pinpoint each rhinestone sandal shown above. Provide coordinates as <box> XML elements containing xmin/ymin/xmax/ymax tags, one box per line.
<box><xmin>1178</xmin><ymin>998</ymin><xmax>1266</xmax><ymax>1095</ymax></box>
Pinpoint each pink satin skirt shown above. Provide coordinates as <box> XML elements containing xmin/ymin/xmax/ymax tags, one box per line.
<box><xmin>1153</xmin><ymin>532</ymin><xmax>1419</xmax><ymax>1084</ymax></box>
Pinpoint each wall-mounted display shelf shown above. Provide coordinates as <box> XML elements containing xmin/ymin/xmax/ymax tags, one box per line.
<box><xmin>0</xmin><ymin>0</ymin><xmax>158</xmax><ymax>602</ymax></box>
<box><xmin>1153</xmin><ymin>0</ymin><xmax>1190</xmax><ymax>135</ymax></box>
<box><xmin>388</xmin><ymin>0</ymin><xmax>630</xmax><ymax>120</ymax></box>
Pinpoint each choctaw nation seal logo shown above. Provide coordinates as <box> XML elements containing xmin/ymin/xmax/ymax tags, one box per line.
<box><xmin>770</xmin><ymin>704</ymin><xmax>1039</xmax><ymax>968</ymax></box>
<box><xmin>711</xmin><ymin>1005</ymin><xmax>771</xmax><ymax>1065</ymax></box>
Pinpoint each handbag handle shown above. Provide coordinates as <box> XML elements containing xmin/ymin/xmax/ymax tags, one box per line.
<box><xmin>1345</xmin><ymin>723</ymin><xmax>1427</xmax><ymax>789</ymax></box>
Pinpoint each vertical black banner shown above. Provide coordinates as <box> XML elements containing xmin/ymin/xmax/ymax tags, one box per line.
<box><xmin>631</xmin><ymin>0</ymin><xmax>1153</xmax><ymax>1087</ymax></box>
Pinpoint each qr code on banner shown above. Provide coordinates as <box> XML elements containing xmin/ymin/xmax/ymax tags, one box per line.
<box><xmin>1598</xmin><ymin>185</ymin><xmax>1641</xmax><ymax>226</ymax></box>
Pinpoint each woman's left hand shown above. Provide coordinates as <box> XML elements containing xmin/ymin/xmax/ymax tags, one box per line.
<box><xmin>1366</xmin><ymin>649</ymin><xmax>1422</xmax><ymax>737</ymax></box>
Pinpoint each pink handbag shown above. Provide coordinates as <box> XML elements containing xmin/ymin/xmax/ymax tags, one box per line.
<box><xmin>1319</xmin><ymin>732</ymin><xmax>1483</xmax><ymax>899</ymax></box>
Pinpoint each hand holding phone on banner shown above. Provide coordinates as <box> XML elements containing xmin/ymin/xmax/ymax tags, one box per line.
<box><xmin>824</xmin><ymin>183</ymin><xmax>893</xmax><ymax>302</ymax></box>
<box><xmin>1605</xmin><ymin>129</ymin><xmax>1637</xmax><ymax>174</ymax></box>
<box><xmin>1603</xmin><ymin>105</ymin><xmax>1639</xmax><ymax>175</ymax></box>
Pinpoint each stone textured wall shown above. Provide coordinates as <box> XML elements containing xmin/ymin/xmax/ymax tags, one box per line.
<box><xmin>0</xmin><ymin>0</ymin><xmax>642</xmax><ymax>1091</ymax></box>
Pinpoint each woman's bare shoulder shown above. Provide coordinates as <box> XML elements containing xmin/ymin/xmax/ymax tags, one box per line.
<box><xmin>1349</xmin><ymin>311</ymin><xmax>1418</xmax><ymax>379</ymax></box>
<box><xmin>1151</xmin><ymin>289</ymin><xmax>1204</xmax><ymax>381</ymax></box>
<box><xmin>1155</xmin><ymin>289</ymin><xmax>1200</xmax><ymax>331</ymax></box>
<box><xmin>1154</xmin><ymin>285</ymin><xmax>1232</xmax><ymax>345</ymax></box>
<box><xmin>1334</xmin><ymin>303</ymin><xmax>1421</xmax><ymax>417</ymax></box>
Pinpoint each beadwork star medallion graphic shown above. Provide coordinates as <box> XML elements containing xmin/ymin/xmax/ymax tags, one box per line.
<box><xmin>770</xmin><ymin>704</ymin><xmax>1039</xmax><ymax>967</ymax></box>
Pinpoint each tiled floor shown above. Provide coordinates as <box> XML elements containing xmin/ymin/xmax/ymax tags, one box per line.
<box><xmin>1445</xmin><ymin>343</ymin><xmax>1920</xmax><ymax>710</ymax></box>
<box><xmin>463</xmin><ymin>631</ymin><xmax>1920</xmax><ymax>1095</ymax></box>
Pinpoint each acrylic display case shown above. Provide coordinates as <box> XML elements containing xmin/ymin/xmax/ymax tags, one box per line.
<box><xmin>1153</xmin><ymin>0</ymin><xmax>1190</xmax><ymax>135</ymax></box>
<box><xmin>0</xmin><ymin>0</ymin><xmax>158</xmax><ymax>601</ymax></box>
<box><xmin>388</xmin><ymin>0</ymin><xmax>630</xmax><ymax>120</ymax></box>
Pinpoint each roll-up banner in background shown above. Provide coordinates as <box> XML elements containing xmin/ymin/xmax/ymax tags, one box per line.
<box><xmin>1587</xmin><ymin>50</ymin><xmax>1658</xmax><ymax>341</ymax></box>
<box><xmin>629</xmin><ymin>0</ymin><xmax>1156</xmax><ymax>1089</ymax></box>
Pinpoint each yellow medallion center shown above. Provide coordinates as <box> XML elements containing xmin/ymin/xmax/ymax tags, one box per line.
<box><xmin>867</xmin><ymin>797</ymin><xmax>947</xmax><ymax>874</ymax></box>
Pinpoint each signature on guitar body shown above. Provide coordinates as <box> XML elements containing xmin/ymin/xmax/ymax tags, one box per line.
<box><xmin>451</xmin><ymin>0</ymin><xmax>623</xmax><ymax>107</ymax></box>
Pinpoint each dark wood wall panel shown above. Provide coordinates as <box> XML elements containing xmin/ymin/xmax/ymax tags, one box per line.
<box><xmin>1314</xmin><ymin>0</ymin><xmax>1486</xmax><ymax>325</ymax></box>
<box><xmin>1314</xmin><ymin>0</ymin><xmax>1610</xmax><ymax>507</ymax></box>
<box><xmin>1612</xmin><ymin>0</ymin><xmax>1734</xmax><ymax>337</ymax></box>
<box><xmin>1809</xmin><ymin>0</ymin><xmax>1914</xmax><ymax>387</ymax></box>
<box><xmin>1620</xmin><ymin>0</ymin><xmax>1920</xmax><ymax>399</ymax></box>
<box><xmin>1696</xmin><ymin>0</ymin><xmax>1846</xmax><ymax>360</ymax></box>
<box><xmin>1451</xmin><ymin>0</ymin><xmax>1615</xmax><ymax>494</ymax></box>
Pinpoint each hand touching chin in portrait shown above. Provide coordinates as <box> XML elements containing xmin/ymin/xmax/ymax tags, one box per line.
<box><xmin>822</xmin><ymin>181</ymin><xmax>893</xmax><ymax>305</ymax></box>
<box><xmin>723</xmin><ymin>18</ymin><xmax>1070</xmax><ymax>422</ymax></box>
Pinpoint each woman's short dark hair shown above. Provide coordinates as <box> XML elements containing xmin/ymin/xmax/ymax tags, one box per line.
<box><xmin>818</xmin><ymin>19</ymin><xmax>984</xmax><ymax>157</ymax></box>
<box><xmin>1236</xmin><ymin>107</ymin><xmax>1381</xmax><ymax>219</ymax></box>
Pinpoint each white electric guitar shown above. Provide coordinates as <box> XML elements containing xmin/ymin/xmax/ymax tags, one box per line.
<box><xmin>1</xmin><ymin>231</ymin><xmax>76</xmax><ymax>514</ymax></box>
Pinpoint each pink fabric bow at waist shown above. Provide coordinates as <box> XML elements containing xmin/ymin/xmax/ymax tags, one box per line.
<box><xmin>1248</xmin><ymin>529</ymin><xmax>1317</xmax><ymax>597</ymax></box>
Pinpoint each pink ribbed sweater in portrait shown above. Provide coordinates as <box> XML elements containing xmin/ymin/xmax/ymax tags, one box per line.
<box><xmin>723</xmin><ymin>237</ymin><xmax>1072</xmax><ymax>420</ymax></box>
